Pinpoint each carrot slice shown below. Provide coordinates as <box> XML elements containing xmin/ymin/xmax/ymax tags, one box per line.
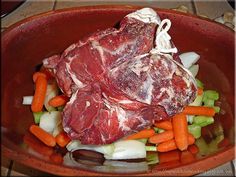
<box><xmin>188</xmin><ymin>144</ymin><xmax>199</xmax><ymax>154</ymax></box>
<box><xmin>29</xmin><ymin>125</ymin><xmax>56</xmax><ymax>147</ymax></box>
<box><xmin>154</xmin><ymin>120</ymin><xmax>172</xmax><ymax>130</ymax></box>
<box><xmin>180</xmin><ymin>150</ymin><xmax>195</xmax><ymax>164</ymax></box>
<box><xmin>182</xmin><ymin>106</ymin><xmax>215</xmax><ymax>116</ymax></box>
<box><xmin>55</xmin><ymin>131</ymin><xmax>71</xmax><ymax>147</ymax></box>
<box><xmin>172</xmin><ymin>113</ymin><xmax>188</xmax><ymax>151</ymax></box>
<box><xmin>159</xmin><ymin>150</ymin><xmax>180</xmax><ymax>164</ymax></box>
<box><xmin>125</xmin><ymin>129</ymin><xmax>155</xmax><ymax>140</ymax></box>
<box><xmin>197</xmin><ymin>87</ymin><xmax>203</xmax><ymax>95</ymax></box>
<box><xmin>157</xmin><ymin>134</ymin><xmax>194</xmax><ymax>152</ymax></box>
<box><xmin>149</xmin><ymin>130</ymin><xmax>174</xmax><ymax>144</ymax></box>
<box><xmin>50</xmin><ymin>153</ymin><xmax>63</xmax><ymax>164</ymax></box>
<box><xmin>31</xmin><ymin>75</ymin><xmax>47</xmax><ymax>112</ymax></box>
<box><xmin>33</xmin><ymin>72</ymin><xmax>47</xmax><ymax>82</ymax></box>
<box><xmin>49</xmin><ymin>95</ymin><xmax>69</xmax><ymax>107</ymax></box>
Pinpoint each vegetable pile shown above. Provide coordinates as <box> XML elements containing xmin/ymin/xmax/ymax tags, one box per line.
<box><xmin>23</xmin><ymin>51</ymin><xmax>223</xmax><ymax>164</ymax></box>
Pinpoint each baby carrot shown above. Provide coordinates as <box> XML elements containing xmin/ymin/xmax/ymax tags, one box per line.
<box><xmin>188</xmin><ymin>144</ymin><xmax>199</xmax><ymax>154</ymax></box>
<box><xmin>125</xmin><ymin>129</ymin><xmax>155</xmax><ymax>140</ymax></box>
<box><xmin>149</xmin><ymin>130</ymin><xmax>174</xmax><ymax>144</ymax></box>
<box><xmin>33</xmin><ymin>72</ymin><xmax>47</xmax><ymax>82</ymax></box>
<box><xmin>50</xmin><ymin>153</ymin><xmax>63</xmax><ymax>164</ymax></box>
<box><xmin>157</xmin><ymin>134</ymin><xmax>194</xmax><ymax>152</ymax></box>
<box><xmin>55</xmin><ymin>131</ymin><xmax>71</xmax><ymax>147</ymax></box>
<box><xmin>159</xmin><ymin>150</ymin><xmax>180</xmax><ymax>164</ymax></box>
<box><xmin>180</xmin><ymin>150</ymin><xmax>195</xmax><ymax>164</ymax></box>
<box><xmin>49</xmin><ymin>95</ymin><xmax>69</xmax><ymax>107</ymax></box>
<box><xmin>182</xmin><ymin>106</ymin><xmax>215</xmax><ymax>117</ymax></box>
<box><xmin>29</xmin><ymin>125</ymin><xmax>56</xmax><ymax>147</ymax></box>
<box><xmin>31</xmin><ymin>75</ymin><xmax>47</xmax><ymax>112</ymax></box>
<box><xmin>197</xmin><ymin>87</ymin><xmax>203</xmax><ymax>95</ymax></box>
<box><xmin>172</xmin><ymin>113</ymin><xmax>188</xmax><ymax>151</ymax></box>
<box><xmin>154</xmin><ymin>120</ymin><xmax>172</xmax><ymax>130</ymax></box>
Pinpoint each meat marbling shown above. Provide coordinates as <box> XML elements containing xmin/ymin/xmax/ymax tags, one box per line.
<box><xmin>43</xmin><ymin>8</ymin><xmax>197</xmax><ymax>145</ymax></box>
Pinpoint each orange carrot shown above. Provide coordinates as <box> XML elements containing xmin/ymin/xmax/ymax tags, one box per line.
<box><xmin>40</xmin><ymin>68</ymin><xmax>54</xmax><ymax>80</ymax></box>
<box><xmin>197</xmin><ymin>87</ymin><xmax>203</xmax><ymax>95</ymax></box>
<box><xmin>125</xmin><ymin>129</ymin><xmax>155</xmax><ymax>140</ymax></box>
<box><xmin>182</xmin><ymin>106</ymin><xmax>215</xmax><ymax>116</ymax></box>
<box><xmin>33</xmin><ymin>72</ymin><xmax>47</xmax><ymax>82</ymax></box>
<box><xmin>180</xmin><ymin>150</ymin><xmax>195</xmax><ymax>164</ymax></box>
<box><xmin>23</xmin><ymin>133</ymin><xmax>54</xmax><ymax>156</ymax></box>
<box><xmin>149</xmin><ymin>130</ymin><xmax>174</xmax><ymax>144</ymax></box>
<box><xmin>50</xmin><ymin>153</ymin><xmax>63</xmax><ymax>164</ymax></box>
<box><xmin>172</xmin><ymin>113</ymin><xmax>188</xmax><ymax>151</ymax></box>
<box><xmin>159</xmin><ymin>150</ymin><xmax>180</xmax><ymax>164</ymax></box>
<box><xmin>55</xmin><ymin>131</ymin><xmax>71</xmax><ymax>147</ymax></box>
<box><xmin>157</xmin><ymin>134</ymin><xmax>194</xmax><ymax>152</ymax></box>
<box><xmin>31</xmin><ymin>75</ymin><xmax>47</xmax><ymax>112</ymax></box>
<box><xmin>49</xmin><ymin>95</ymin><xmax>69</xmax><ymax>107</ymax></box>
<box><xmin>29</xmin><ymin>125</ymin><xmax>56</xmax><ymax>147</ymax></box>
<box><xmin>188</xmin><ymin>144</ymin><xmax>199</xmax><ymax>154</ymax></box>
<box><xmin>154</xmin><ymin>120</ymin><xmax>172</xmax><ymax>130</ymax></box>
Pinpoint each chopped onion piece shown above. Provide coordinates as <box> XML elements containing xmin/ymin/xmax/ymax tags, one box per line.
<box><xmin>179</xmin><ymin>52</ymin><xmax>200</xmax><ymax>69</ymax></box>
<box><xmin>22</xmin><ymin>96</ymin><xmax>33</xmax><ymax>105</ymax></box>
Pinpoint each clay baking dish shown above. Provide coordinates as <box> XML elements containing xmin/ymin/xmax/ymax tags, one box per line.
<box><xmin>1</xmin><ymin>5</ymin><xmax>235</xmax><ymax>176</ymax></box>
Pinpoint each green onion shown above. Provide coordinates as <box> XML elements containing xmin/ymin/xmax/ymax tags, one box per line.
<box><xmin>196</xmin><ymin>79</ymin><xmax>204</xmax><ymax>89</ymax></box>
<box><xmin>33</xmin><ymin>112</ymin><xmax>43</xmax><ymax>124</ymax></box>
<box><xmin>193</xmin><ymin>116</ymin><xmax>214</xmax><ymax>127</ymax></box>
<box><xmin>145</xmin><ymin>146</ymin><xmax>157</xmax><ymax>151</ymax></box>
<box><xmin>188</xmin><ymin>124</ymin><xmax>201</xmax><ymax>139</ymax></box>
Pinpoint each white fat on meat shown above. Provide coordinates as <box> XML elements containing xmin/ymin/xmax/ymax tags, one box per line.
<box><xmin>65</xmin><ymin>55</ymin><xmax>86</xmax><ymax>89</ymax></box>
<box><xmin>127</xmin><ymin>8</ymin><xmax>161</xmax><ymax>24</ymax></box>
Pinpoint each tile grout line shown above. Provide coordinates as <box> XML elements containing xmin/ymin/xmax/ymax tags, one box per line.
<box><xmin>230</xmin><ymin>161</ymin><xmax>235</xmax><ymax>176</ymax></box>
<box><xmin>53</xmin><ymin>0</ymin><xmax>57</xmax><ymax>10</ymax></box>
<box><xmin>191</xmin><ymin>0</ymin><xmax>197</xmax><ymax>15</ymax></box>
<box><xmin>6</xmin><ymin>160</ymin><xmax>13</xmax><ymax>177</ymax></box>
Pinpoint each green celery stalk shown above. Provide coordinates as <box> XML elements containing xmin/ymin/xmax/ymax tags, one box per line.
<box><xmin>195</xmin><ymin>137</ymin><xmax>209</xmax><ymax>156</ymax></box>
<box><xmin>189</xmin><ymin>95</ymin><xmax>203</xmax><ymax>106</ymax></box>
<box><xmin>153</xmin><ymin>127</ymin><xmax>164</xmax><ymax>133</ymax></box>
<box><xmin>213</xmin><ymin>106</ymin><xmax>220</xmax><ymax>113</ymax></box>
<box><xmin>33</xmin><ymin>112</ymin><xmax>43</xmax><ymax>124</ymax></box>
<box><xmin>196</xmin><ymin>79</ymin><xmax>204</xmax><ymax>89</ymax></box>
<box><xmin>138</xmin><ymin>138</ymin><xmax>148</xmax><ymax>144</ymax></box>
<box><xmin>145</xmin><ymin>146</ymin><xmax>157</xmax><ymax>151</ymax></box>
<box><xmin>203</xmin><ymin>99</ymin><xmax>215</xmax><ymax>107</ymax></box>
<box><xmin>188</xmin><ymin>124</ymin><xmax>201</xmax><ymax>139</ymax></box>
<box><xmin>57</xmin><ymin>106</ymin><xmax>64</xmax><ymax>111</ymax></box>
<box><xmin>146</xmin><ymin>153</ymin><xmax>159</xmax><ymax>165</ymax></box>
<box><xmin>203</xmin><ymin>90</ymin><xmax>219</xmax><ymax>101</ymax></box>
<box><xmin>193</xmin><ymin>116</ymin><xmax>214</xmax><ymax>127</ymax></box>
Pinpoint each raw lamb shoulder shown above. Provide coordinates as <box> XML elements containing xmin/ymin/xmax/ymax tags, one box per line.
<box><xmin>43</xmin><ymin>8</ymin><xmax>197</xmax><ymax>145</ymax></box>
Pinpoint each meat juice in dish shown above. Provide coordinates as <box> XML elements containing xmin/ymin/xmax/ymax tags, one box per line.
<box><xmin>23</xmin><ymin>8</ymin><xmax>221</xmax><ymax>162</ymax></box>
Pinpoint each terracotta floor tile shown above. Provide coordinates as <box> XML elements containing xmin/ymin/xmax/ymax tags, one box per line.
<box><xmin>1</xmin><ymin>0</ymin><xmax>55</xmax><ymax>28</ymax></box>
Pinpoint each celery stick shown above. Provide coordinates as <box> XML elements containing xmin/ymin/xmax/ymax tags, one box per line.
<box><xmin>195</xmin><ymin>137</ymin><xmax>209</xmax><ymax>156</ymax></box>
<box><xmin>203</xmin><ymin>99</ymin><xmax>215</xmax><ymax>107</ymax></box>
<box><xmin>33</xmin><ymin>112</ymin><xmax>43</xmax><ymax>124</ymax></box>
<box><xmin>213</xmin><ymin>106</ymin><xmax>220</xmax><ymax>113</ymax></box>
<box><xmin>188</xmin><ymin>124</ymin><xmax>201</xmax><ymax>139</ymax></box>
<box><xmin>193</xmin><ymin>116</ymin><xmax>214</xmax><ymax>127</ymax></box>
<box><xmin>57</xmin><ymin>106</ymin><xmax>64</xmax><ymax>111</ymax></box>
<box><xmin>153</xmin><ymin>127</ymin><xmax>164</xmax><ymax>133</ymax></box>
<box><xmin>203</xmin><ymin>90</ymin><xmax>219</xmax><ymax>100</ymax></box>
<box><xmin>146</xmin><ymin>153</ymin><xmax>159</xmax><ymax>165</ymax></box>
<box><xmin>196</xmin><ymin>79</ymin><xmax>204</xmax><ymax>89</ymax></box>
<box><xmin>187</xmin><ymin>115</ymin><xmax>194</xmax><ymax>124</ymax></box>
<box><xmin>145</xmin><ymin>146</ymin><xmax>157</xmax><ymax>151</ymax></box>
<box><xmin>189</xmin><ymin>95</ymin><xmax>203</xmax><ymax>106</ymax></box>
<box><xmin>138</xmin><ymin>138</ymin><xmax>148</xmax><ymax>144</ymax></box>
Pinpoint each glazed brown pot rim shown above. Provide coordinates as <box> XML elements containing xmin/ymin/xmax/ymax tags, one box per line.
<box><xmin>2</xmin><ymin>5</ymin><xmax>235</xmax><ymax>176</ymax></box>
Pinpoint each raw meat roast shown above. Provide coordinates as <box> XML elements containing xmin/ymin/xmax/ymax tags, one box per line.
<box><xmin>43</xmin><ymin>8</ymin><xmax>197</xmax><ymax>145</ymax></box>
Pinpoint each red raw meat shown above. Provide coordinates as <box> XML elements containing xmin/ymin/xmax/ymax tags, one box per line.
<box><xmin>43</xmin><ymin>8</ymin><xmax>197</xmax><ymax>145</ymax></box>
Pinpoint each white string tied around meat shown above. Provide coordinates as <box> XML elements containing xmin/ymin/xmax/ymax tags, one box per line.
<box><xmin>151</xmin><ymin>19</ymin><xmax>178</xmax><ymax>54</ymax></box>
